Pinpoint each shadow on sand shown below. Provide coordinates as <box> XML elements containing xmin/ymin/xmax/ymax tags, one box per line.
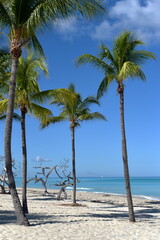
<box><xmin>0</xmin><ymin>198</ymin><xmax>160</xmax><ymax>226</ymax></box>
<box><xmin>0</xmin><ymin>209</ymin><xmax>54</xmax><ymax>225</ymax></box>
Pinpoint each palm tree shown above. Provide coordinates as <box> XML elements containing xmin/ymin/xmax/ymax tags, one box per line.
<box><xmin>16</xmin><ymin>54</ymin><xmax>52</xmax><ymax>214</ymax></box>
<box><xmin>16</xmin><ymin>54</ymin><xmax>51</xmax><ymax>214</ymax></box>
<box><xmin>0</xmin><ymin>54</ymin><xmax>52</xmax><ymax>214</ymax></box>
<box><xmin>0</xmin><ymin>0</ymin><xmax>106</xmax><ymax>225</ymax></box>
<box><xmin>41</xmin><ymin>84</ymin><xmax>106</xmax><ymax>204</ymax></box>
<box><xmin>75</xmin><ymin>31</ymin><xmax>155</xmax><ymax>222</ymax></box>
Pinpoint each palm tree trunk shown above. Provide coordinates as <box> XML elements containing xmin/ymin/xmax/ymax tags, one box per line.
<box><xmin>71</xmin><ymin>126</ymin><xmax>76</xmax><ymax>204</ymax></box>
<box><xmin>119</xmin><ymin>88</ymin><xmax>135</xmax><ymax>222</ymax></box>
<box><xmin>21</xmin><ymin>110</ymin><xmax>28</xmax><ymax>214</ymax></box>
<box><xmin>4</xmin><ymin>56</ymin><xmax>29</xmax><ymax>226</ymax></box>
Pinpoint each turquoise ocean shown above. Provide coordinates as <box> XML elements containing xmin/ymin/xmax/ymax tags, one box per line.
<box><xmin>15</xmin><ymin>177</ymin><xmax>160</xmax><ymax>201</ymax></box>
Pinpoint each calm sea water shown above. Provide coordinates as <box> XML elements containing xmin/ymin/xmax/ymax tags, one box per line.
<box><xmin>15</xmin><ymin>177</ymin><xmax>160</xmax><ymax>200</ymax></box>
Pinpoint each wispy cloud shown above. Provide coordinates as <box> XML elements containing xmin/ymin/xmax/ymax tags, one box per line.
<box><xmin>53</xmin><ymin>17</ymin><xmax>79</xmax><ymax>40</ymax></box>
<box><xmin>52</xmin><ymin>0</ymin><xmax>160</xmax><ymax>44</ymax></box>
<box><xmin>33</xmin><ymin>156</ymin><xmax>51</xmax><ymax>163</ymax></box>
<box><xmin>91</xmin><ymin>0</ymin><xmax>160</xmax><ymax>44</ymax></box>
<box><xmin>53</xmin><ymin>17</ymin><xmax>94</xmax><ymax>41</ymax></box>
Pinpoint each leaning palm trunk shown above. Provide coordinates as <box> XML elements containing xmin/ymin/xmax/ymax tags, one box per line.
<box><xmin>4</xmin><ymin>56</ymin><xmax>29</xmax><ymax>226</ymax></box>
<box><xmin>21</xmin><ymin>110</ymin><xmax>28</xmax><ymax>214</ymax></box>
<box><xmin>119</xmin><ymin>85</ymin><xmax>135</xmax><ymax>222</ymax></box>
<box><xmin>71</xmin><ymin>125</ymin><xmax>76</xmax><ymax>204</ymax></box>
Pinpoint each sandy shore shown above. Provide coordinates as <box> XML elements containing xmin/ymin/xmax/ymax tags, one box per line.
<box><xmin>0</xmin><ymin>188</ymin><xmax>160</xmax><ymax>240</ymax></box>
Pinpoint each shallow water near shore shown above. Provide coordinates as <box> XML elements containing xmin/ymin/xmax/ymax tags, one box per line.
<box><xmin>15</xmin><ymin>176</ymin><xmax>160</xmax><ymax>200</ymax></box>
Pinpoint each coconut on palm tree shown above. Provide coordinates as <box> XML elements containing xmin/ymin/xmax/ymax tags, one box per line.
<box><xmin>75</xmin><ymin>31</ymin><xmax>156</xmax><ymax>222</ymax></box>
<box><xmin>41</xmin><ymin>84</ymin><xmax>106</xmax><ymax>204</ymax></box>
<box><xmin>0</xmin><ymin>0</ymin><xmax>106</xmax><ymax>225</ymax></box>
<box><xmin>0</xmin><ymin>53</ymin><xmax>52</xmax><ymax>214</ymax></box>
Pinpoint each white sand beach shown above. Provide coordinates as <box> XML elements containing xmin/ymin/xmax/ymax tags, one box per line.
<box><xmin>0</xmin><ymin>188</ymin><xmax>160</xmax><ymax>240</ymax></box>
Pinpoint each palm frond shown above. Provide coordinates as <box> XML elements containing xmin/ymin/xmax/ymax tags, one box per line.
<box><xmin>50</xmin><ymin>88</ymin><xmax>77</xmax><ymax>108</ymax></box>
<box><xmin>79</xmin><ymin>96</ymin><xmax>100</xmax><ymax>110</ymax></box>
<box><xmin>0</xmin><ymin>81</ymin><xmax>9</xmax><ymax>95</ymax></box>
<box><xmin>0</xmin><ymin>114</ymin><xmax>6</xmax><ymax>120</ymax></box>
<box><xmin>75</xmin><ymin>54</ymin><xmax>110</xmax><ymax>73</ymax></box>
<box><xmin>78</xmin><ymin>112</ymin><xmax>106</xmax><ymax>121</ymax></box>
<box><xmin>12</xmin><ymin>112</ymin><xmax>21</xmax><ymax>121</ymax></box>
<box><xmin>128</xmin><ymin>50</ymin><xmax>156</xmax><ymax>65</ymax></box>
<box><xmin>33</xmin><ymin>88</ymin><xmax>74</xmax><ymax>105</ymax></box>
<box><xmin>23</xmin><ymin>0</ymin><xmax>106</xmax><ymax>42</ymax></box>
<box><xmin>97</xmin><ymin>75</ymin><xmax>114</xmax><ymax>99</ymax></box>
<box><xmin>29</xmin><ymin>33</ymin><xmax>45</xmax><ymax>57</ymax></box>
<box><xmin>0</xmin><ymin>2</ymin><xmax>12</xmax><ymax>28</ymax></box>
<box><xmin>0</xmin><ymin>0</ymin><xmax>106</xmax><ymax>59</ymax></box>
<box><xmin>69</xmin><ymin>0</ymin><xmax>107</xmax><ymax>19</ymax></box>
<box><xmin>29</xmin><ymin>103</ymin><xmax>52</xmax><ymax>121</ymax></box>
<box><xmin>31</xmin><ymin>89</ymin><xmax>55</xmax><ymax>103</ymax></box>
<box><xmin>0</xmin><ymin>47</ymin><xmax>11</xmax><ymax>82</ymax></box>
<box><xmin>113</xmin><ymin>32</ymin><xmax>156</xmax><ymax>70</ymax></box>
<box><xmin>98</xmin><ymin>42</ymin><xmax>115</xmax><ymax>63</ymax></box>
<box><xmin>119</xmin><ymin>61</ymin><xmax>146</xmax><ymax>80</ymax></box>
<box><xmin>0</xmin><ymin>99</ymin><xmax>8</xmax><ymax>114</ymax></box>
<box><xmin>68</xmin><ymin>83</ymin><xmax>76</xmax><ymax>93</ymax></box>
<box><xmin>40</xmin><ymin>84</ymin><xmax>105</xmax><ymax>130</ymax></box>
<box><xmin>41</xmin><ymin>115</ymin><xmax>65</xmax><ymax>129</ymax></box>
<box><xmin>0</xmin><ymin>47</ymin><xmax>9</xmax><ymax>56</ymax></box>
<box><xmin>15</xmin><ymin>55</ymin><xmax>49</xmax><ymax>108</ymax></box>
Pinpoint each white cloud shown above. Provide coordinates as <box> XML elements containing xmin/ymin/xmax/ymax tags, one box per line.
<box><xmin>51</xmin><ymin>0</ymin><xmax>160</xmax><ymax>44</ymax></box>
<box><xmin>53</xmin><ymin>17</ymin><xmax>79</xmax><ymax>40</ymax></box>
<box><xmin>91</xmin><ymin>0</ymin><xmax>160</xmax><ymax>44</ymax></box>
<box><xmin>33</xmin><ymin>156</ymin><xmax>51</xmax><ymax>163</ymax></box>
<box><xmin>90</xmin><ymin>20</ymin><xmax>121</xmax><ymax>41</ymax></box>
<box><xmin>53</xmin><ymin>17</ymin><xmax>94</xmax><ymax>41</ymax></box>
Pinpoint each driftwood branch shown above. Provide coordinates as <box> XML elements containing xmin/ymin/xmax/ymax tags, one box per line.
<box><xmin>56</xmin><ymin>183</ymin><xmax>73</xmax><ymax>200</ymax></box>
<box><xmin>54</xmin><ymin>170</ymin><xmax>78</xmax><ymax>200</ymax></box>
<box><xmin>27</xmin><ymin>166</ymin><xmax>57</xmax><ymax>195</ymax></box>
<box><xmin>0</xmin><ymin>156</ymin><xmax>20</xmax><ymax>194</ymax></box>
<box><xmin>0</xmin><ymin>176</ymin><xmax>9</xmax><ymax>194</ymax></box>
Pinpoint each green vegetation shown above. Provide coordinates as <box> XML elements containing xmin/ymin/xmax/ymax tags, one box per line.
<box><xmin>0</xmin><ymin>0</ymin><xmax>106</xmax><ymax>225</ymax></box>
<box><xmin>76</xmin><ymin>31</ymin><xmax>156</xmax><ymax>222</ymax></box>
<box><xmin>0</xmin><ymin>1</ymin><xmax>156</xmax><ymax>227</ymax></box>
<box><xmin>41</xmin><ymin>84</ymin><xmax>106</xmax><ymax>204</ymax></box>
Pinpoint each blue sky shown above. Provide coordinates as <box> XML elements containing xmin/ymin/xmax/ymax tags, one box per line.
<box><xmin>0</xmin><ymin>0</ymin><xmax>160</xmax><ymax>178</ymax></box>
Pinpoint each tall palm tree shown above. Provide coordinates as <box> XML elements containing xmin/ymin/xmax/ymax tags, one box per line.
<box><xmin>0</xmin><ymin>0</ymin><xmax>106</xmax><ymax>225</ymax></box>
<box><xmin>75</xmin><ymin>31</ymin><xmax>155</xmax><ymax>222</ymax></box>
<box><xmin>41</xmin><ymin>84</ymin><xmax>106</xmax><ymax>204</ymax></box>
<box><xmin>0</xmin><ymin>54</ymin><xmax>52</xmax><ymax>214</ymax></box>
<box><xmin>16</xmin><ymin>54</ymin><xmax>52</xmax><ymax>214</ymax></box>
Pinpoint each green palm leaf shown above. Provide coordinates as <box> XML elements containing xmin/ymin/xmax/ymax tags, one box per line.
<box><xmin>0</xmin><ymin>99</ymin><xmax>8</xmax><ymax>114</ymax></box>
<box><xmin>0</xmin><ymin>112</ymin><xmax>21</xmax><ymax>121</ymax></box>
<box><xmin>29</xmin><ymin>103</ymin><xmax>52</xmax><ymax>120</ymax></box>
<box><xmin>75</xmin><ymin>54</ymin><xmax>111</xmax><ymax>74</ymax></box>
<box><xmin>119</xmin><ymin>61</ymin><xmax>146</xmax><ymax>80</ymax></box>
<box><xmin>0</xmin><ymin>81</ymin><xmax>9</xmax><ymax>95</ymax></box>
<box><xmin>40</xmin><ymin>83</ymin><xmax>106</xmax><ymax>128</ymax></box>
<box><xmin>0</xmin><ymin>2</ymin><xmax>11</xmax><ymax>28</ymax></box>
<box><xmin>78</xmin><ymin>112</ymin><xmax>106</xmax><ymax>121</ymax></box>
<box><xmin>97</xmin><ymin>75</ymin><xmax>114</xmax><ymax>99</ymax></box>
<box><xmin>76</xmin><ymin>31</ymin><xmax>156</xmax><ymax>97</ymax></box>
<box><xmin>41</xmin><ymin>115</ymin><xmax>65</xmax><ymax>129</ymax></box>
